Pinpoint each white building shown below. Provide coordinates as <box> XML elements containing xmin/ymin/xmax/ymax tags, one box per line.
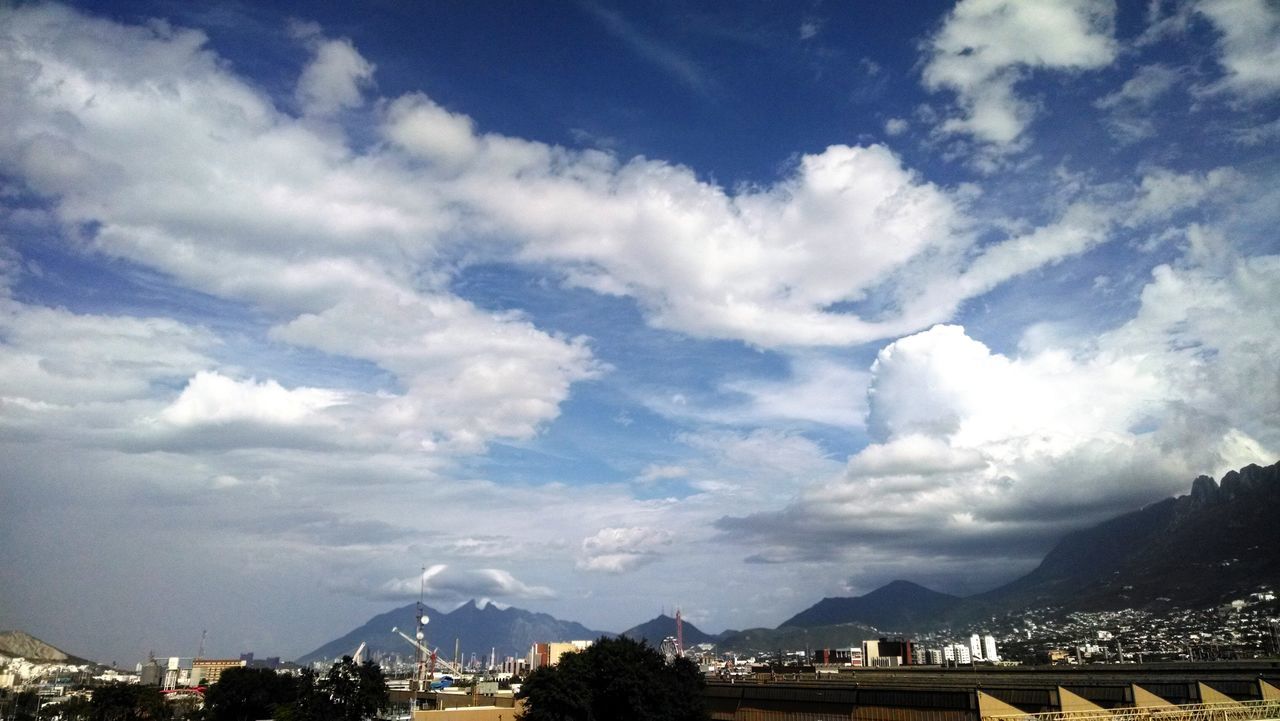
<box><xmin>861</xmin><ymin>640</ymin><xmax>880</xmax><ymax>667</ymax></box>
<box><xmin>943</xmin><ymin>643</ymin><xmax>971</xmax><ymax>665</ymax></box>
<box><xmin>969</xmin><ymin>634</ymin><xmax>983</xmax><ymax>662</ymax></box>
<box><xmin>982</xmin><ymin>635</ymin><xmax>999</xmax><ymax>662</ymax></box>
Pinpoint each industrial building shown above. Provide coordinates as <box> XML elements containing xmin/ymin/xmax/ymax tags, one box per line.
<box><xmin>702</xmin><ymin>662</ymin><xmax>1280</xmax><ymax>721</ymax></box>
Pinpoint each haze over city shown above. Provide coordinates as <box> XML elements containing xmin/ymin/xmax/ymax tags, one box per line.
<box><xmin>1</xmin><ymin>0</ymin><xmax>1277</xmax><ymax>667</ymax></box>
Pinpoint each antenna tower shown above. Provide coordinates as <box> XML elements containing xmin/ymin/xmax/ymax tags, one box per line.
<box><xmin>415</xmin><ymin>567</ymin><xmax>429</xmax><ymax>694</ymax></box>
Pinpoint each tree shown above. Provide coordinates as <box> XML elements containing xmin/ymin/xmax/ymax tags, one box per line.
<box><xmin>324</xmin><ymin>657</ymin><xmax>389</xmax><ymax>721</ymax></box>
<box><xmin>274</xmin><ymin>657</ymin><xmax>388</xmax><ymax>721</ymax></box>
<box><xmin>45</xmin><ymin>693</ymin><xmax>94</xmax><ymax>721</ymax></box>
<box><xmin>516</xmin><ymin>637</ymin><xmax>708</xmax><ymax>721</ymax></box>
<box><xmin>204</xmin><ymin>667</ymin><xmax>297</xmax><ymax>721</ymax></box>
<box><xmin>89</xmin><ymin>684</ymin><xmax>170</xmax><ymax>721</ymax></box>
<box><xmin>273</xmin><ymin>670</ymin><xmax>326</xmax><ymax>721</ymax></box>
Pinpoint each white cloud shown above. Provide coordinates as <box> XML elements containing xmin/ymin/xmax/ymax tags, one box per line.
<box><xmin>159</xmin><ymin>371</ymin><xmax>346</xmax><ymax>427</ymax></box>
<box><xmin>0</xmin><ymin>4</ymin><xmax>1150</xmax><ymax>355</ymax></box>
<box><xmin>1095</xmin><ymin>64</ymin><xmax>1180</xmax><ymax>110</ymax></box>
<box><xmin>577</xmin><ymin>526</ymin><xmax>674</xmax><ymax>573</ymax></box>
<box><xmin>720</xmin><ymin>356</ymin><xmax>870</xmax><ymax>428</ymax></box>
<box><xmin>923</xmin><ymin>0</ymin><xmax>1117</xmax><ymax>145</ymax></box>
<box><xmin>719</xmin><ymin>232</ymin><xmax>1280</xmax><ymax>567</ymax></box>
<box><xmin>884</xmin><ymin>117</ymin><xmax>909</xmax><ymax>136</ymax></box>
<box><xmin>383</xmin><ymin>93</ymin><xmax>481</xmax><ymax>168</ymax></box>
<box><xmin>0</xmin><ymin>4</ymin><xmax>601</xmax><ymax>456</ymax></box>
<box><xmin>485</xmin><ymin>143</ymin><xmax>973</xmax><ymax>347</ymax></box>
<box><xmin>0</xmin><ymin>300</ymin><xmax>215</xmax><ymax>406</ymax></box>
<box><xmin>1127</xmin><ymin>167</ymin><xmax>1240</xmax><ymax>226</ymax></box>
<box><xmin>636</xmin><ymin>464</ymin><xmax>689</xmax><ymax>483</ymax></box>
<box><xmin>1198</xmin><ymin>0</ymin><xmax>1280</xmax><ymax>99</ymax></box>
<box><xmin>376</xmin><ymin>565</ymin><xmax>556</xmax><ymax>601</ymax></box>
<box><xmin>679</xmin><ymin>428</ymin><xmax>839</xmax><ymax>501</ymax></box>
<box><xmin>1094</xmin><ymin>64</ymin><xmax>1181</xmax><ymax>142</ymax></box>
<box><xmin>295</xmin><ymin>35</ymin><xmax>376</xmax><ymax>115</ymax></box>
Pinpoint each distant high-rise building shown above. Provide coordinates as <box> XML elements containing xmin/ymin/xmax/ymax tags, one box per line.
<box><xmin>983</xmin><ymin>634</ymin><xmax>998</xmax><ymax>662</ymax></box>
<box><xmin>969</xmin><ymin>634</ymin><xmax>983</xmax><ymax>662</ymax></box>
<box><xmin>944</xmin><ymin>643</ymin><xmax>971</xmax><ymax>665</ymax></box>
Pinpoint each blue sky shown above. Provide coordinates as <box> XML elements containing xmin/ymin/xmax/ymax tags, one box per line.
<box><xmin>0</xmin><ymin>0</ymin><xmax>1277</xmax><ymax>665</ymax></box>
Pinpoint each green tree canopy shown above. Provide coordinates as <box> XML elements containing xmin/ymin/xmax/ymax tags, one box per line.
<box><xmin>89</xmin><ymin>684</ymin><xmax>170</xmax><ymax>721</ymax></box>
<box><xmin>516</xmin><ymin>637</ymin><xmax>707</xmax><ymax>721</ymax></box>
<box><xmin>273</xmin><ymin>657</ymin><xmax>388</xmax><ymax>721</ymax></box>
<box><xmin>204</xmin><ymin>667</ymin><xmax>298</xmax><ymax>721</ymax></box>
<box><xmin>324</xmin><ymin>657</ymin><xmax>388</xmax><ymax>721</ymax></box>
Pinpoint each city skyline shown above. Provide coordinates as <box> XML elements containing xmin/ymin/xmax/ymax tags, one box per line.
<box><xmin>1</xmin><ymin>0</ymin><xmax>1277</xmax><ymax>665</ymax></box>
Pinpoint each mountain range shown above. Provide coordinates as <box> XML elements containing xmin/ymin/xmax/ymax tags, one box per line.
<box><xmin>298</xmin><ymin>461</ymin><xmax>1278</xmax><ymax>662</ymax></box>
<box><xmin>297</xmin><ymin>599</ymin><xmax>607</xmax><ymax>665</ymax></box>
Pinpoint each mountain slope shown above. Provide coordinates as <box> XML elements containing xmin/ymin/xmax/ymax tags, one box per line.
<box><xmin>980</xmin><ymin>461</ymin><xmax>1280</xmax><ymax>611</ymax></box>
<box><xmin>776</xmin><ymin>461</ymin><xmax>1280</xmax><ymax>631</ymax></box>
<box><xmin>779</xmin><ymin>580</ymin><xmax>962</xmax><ymax>631</ymax></box>
<box><xmin>297</xmin><ymin>600</ymin><xmax>608</xmax><ymax>665</ymax></box>
<box><xmin>0</xmin><ymin>631</ymin><xmax>88</xmax><ymax>664</ymax></box>
<box><xmin>620</xmin><ymin>614</ymin><xmax>718</xmax><ymax>648</ymax></box>
<box><xmin>716</xmin><ymin>622</ymin><xmax>880</xmax><ymax>654</ymax></box>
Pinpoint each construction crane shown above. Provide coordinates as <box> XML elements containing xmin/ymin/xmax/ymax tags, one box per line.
<box><xmin>391</xmin><ymin>628</ymin><xmax>464</xmax><ymax>677</ymax></box>
<box><xmin>352</xmin><ymin>641</ymin><xmax>367</xmax><ymax>664</ymax></box>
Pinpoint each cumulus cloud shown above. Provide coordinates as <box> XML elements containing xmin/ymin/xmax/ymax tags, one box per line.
<box><xmin>292</xmin><ymin>24</ymin><xmax>376</xmax><ymax>115</ymax></box>
<box><xmin>0</xmin><ymin>4</ymin><xmax>601</xmax><ymax>456</ymax></box>
<box><xmin>0</xmin><ymin>4</ymin><xmax>1156</xmax><ymax>356</ymax></box>
<box><xmin>923</xmin><ymin>0</ymin><xmax>1117</xmax><ymax>145</ymax></box>
<box><xmin>577</xmin><ymin>526</ymin><xmax>674</xmax><ymax>573</ymax></box>
<box><xmin>160</xmin><ymin>371</ymin><xmax>345</xmax><ymax>427</ymax></box>
<box><xmin>719</xmin><ymin>233</ymin><xmax>1280</xmax><ymax>574</ymax></box>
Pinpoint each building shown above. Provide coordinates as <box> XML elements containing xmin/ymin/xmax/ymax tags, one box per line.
<box><xmin>982</xmin><ymin>634</ymin><xmax>999</xmax><ymax>662</ymax></box>
<box><xmin>943</xmin><ymin>643</ymin><xmax>971</xmax><ymax>665</ymax></box>
<box><xmin>190</xmin><ymin>658</ymin><xmax>246</xmax><ymax>686</ymax></box>
<box><xmin>813</xmin><ymin>648</ymin><xmax>862</xmax><ymax>666</ymax></box>
<box><xmin>527</xmin><ymin>641</ymin><xmax>592</xmax><ymax>670</ymax></box>
<box><xmin>876</xmin><ymin>638</ymin><xmax>914</xmax><ymax>666</ymax></box>
<box><xmin>861</xmin><ymin>640</ymin><xmax>880</xmax><ymax>667</ymax></box>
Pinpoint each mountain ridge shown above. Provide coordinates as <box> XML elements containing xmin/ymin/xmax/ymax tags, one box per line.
<box><xmin>779</xmin><ymin>580</ymin><xmax>962</xmax><ymax>630</ymax></box>
<box><xmin>780</xmin><ymin>461</ymin><xmax>1280</xmax><ymax>631</ymax></box>
<box><xmin>303</xmin><ymin>461</ymin><xmax>1278</xmax><ymax>658</ymax></box>
<box><xmin>297</xmin><ymin>600</ymin><xmax>609</xmax><ymax>665</ymax></box>
<box><xmin>620</xmin><ymin>614</ymin><xmax>719</xmax><ymax>648</ymax></box>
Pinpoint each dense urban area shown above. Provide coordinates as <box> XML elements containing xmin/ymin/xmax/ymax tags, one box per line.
<box><xmin>4</xmin><ymin>587</ymin><xmax>1278</xmax><ymax>721</ymax></box>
